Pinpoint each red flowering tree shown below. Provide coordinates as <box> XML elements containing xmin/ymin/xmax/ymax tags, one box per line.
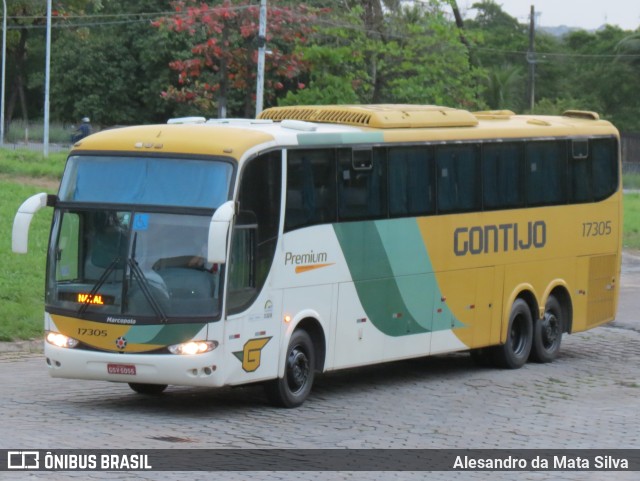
<box><xmin>155</xmin><ymin>0</ymin><xmax>316</xmax><ymax>118</ymax></box>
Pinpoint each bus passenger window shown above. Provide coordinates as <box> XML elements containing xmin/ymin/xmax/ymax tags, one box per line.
<box><xmin>569</xmin><ymin>143</ymin><xmax>592</xmax><ymax>203</ymax></box>
<box><xmin>338</xmin><ymin>148</ymin><xmax>387</xmax><ymax>220</ymax></box>
<box><xmin>525</xmin><ymin>141</ymin><xmax>567</xmax><ymax>206</ymax></box>
<box><xmin>592</xmin><ymin>138</ymin><xmax>618</xmax><ymax>201</ymax></box>
<box><xmin>285</xmin><ymin>149</ymin><xmax>336</xmax><ymax>231</ymax></box>
<box><xmin>388</xmin><ymin>147</ymin><xmax>435</xmax><ymax>217</ymax></box>
<box><xmin>436</xmin><ymin>145</ymin><xmax>480</xmax><ymax>213</ymax></box>
<box><xmin>482</xmin><ymin>143</ymin><xmax>524</xmax><ymax>210</ymax></box>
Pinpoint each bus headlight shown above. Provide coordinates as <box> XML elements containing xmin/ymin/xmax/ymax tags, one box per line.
<box><xmin>46</xmin><ymin>331</ymin><xmax>79</xmax><ymax>349</ymax></box>
<box><xmin>168</xmin><ymin>340</ymin><xmax>218</xmax><ymax>355</ymax></box>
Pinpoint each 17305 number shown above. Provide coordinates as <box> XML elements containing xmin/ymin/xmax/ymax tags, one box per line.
<box><xmin>582</xmin><ymin>221</ymin><xmax>612</xmax><ymax>237</ymax></box>
<box><xmin>77</xmin><ymin>328</ymin><xmax>108</xmax><ymax>337</ymax></box>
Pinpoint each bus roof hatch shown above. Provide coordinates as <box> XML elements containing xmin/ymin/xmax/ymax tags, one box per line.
<box><xmin>258</xmin><ymin>104</ymin><xmax>479</xmax><ymax>129</ymax></box>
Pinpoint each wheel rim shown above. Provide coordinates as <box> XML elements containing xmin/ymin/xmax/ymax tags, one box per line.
<box><xmin>286</xmin><ymin>344</ymin><xmax>310</xmax><ymax>394</ymax></box>
<box><xmin>541</xmin><ymin>312</ymin><xmax>560</xmax><ymax>350</ymax></box>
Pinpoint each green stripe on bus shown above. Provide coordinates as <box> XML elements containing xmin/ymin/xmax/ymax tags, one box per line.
<box><xmin>123</xmin><ymin>324</ymin><xmax>164</xmax><ymax>343</ymax></box>
<box><xmin>145</xmin><ymin>323</ymin><xmax>208</xmax><ymax>346</ymax></box>
<box><xmin>375</xmin><ymin>219</ymin><xmax>437</xmax><ymax>331</ymax></box>
<box><xmin>334</xmin><ymin>220</ymin><xmax>427</xmax><ymax>336</ymax></box>
<box><xmin>334</xmin><ymin>219</ymin><xmax>463</xmax><ymax>336</ymax></box>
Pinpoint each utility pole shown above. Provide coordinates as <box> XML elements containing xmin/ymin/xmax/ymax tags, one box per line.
<box><xmin>1</xmin><ymin>0</ymin><xmax>7</xmax><ymax>146</ymax></box>
<box><xmin>255</xmin><ymin>0</ymin><xmax>267</xmax><ymax>117</ymax></box>
<box><xmin>43</xmin><ymin>0</ymin><xmax>52</xmax><ymax>156</ymax></box>
<box><xmin>527</xmin><ymin>5</ymin><xmax>536</xmax><ymax>113</ymax></box>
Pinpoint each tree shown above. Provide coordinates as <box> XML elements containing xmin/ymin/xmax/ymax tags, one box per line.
<box><xmin>156</xmin><ymin>0</ymin><xmax>316</xmax><ymax>118</ymax></box>
<box><xmin>0</xmin><ymin>0</ymin><xmax>91</xmax><ymax>125</ymax></box>
<box><xmin>617</xmin><ymin>32</ymin><xmax>640</xmax><ymax>68</ymax></box>
<box><xmin>482</xmin><ymin>65</ymin><xmax>522</xmax><ymax>109</ymax></box>
<box><xmin>280</xmin><ymin>4</ymin><xmax>371</xmax><ymax>106</ymax></box>
<box><xmin>51</xmin><ymin>0</ymin><xmax>188</xmax><ymax>125</ymax></box>
<box><xmin>558</xmin><ymin>26</ymin><xmax>639</xmax><ymax>130</ymax></box>
<box><xmin>2</xmin><ymin>0</ymin><xmax>98</xmax><ymax>129</ymax></box>
<box><xmin>283</xmin><ymin>0</ymin><xmax>483</xmax><ymax>108</ymax></box>
<box><xmin>465</xmin><ymin>1</ymin><xmax>528</xmax><ymax>111</ymax></box>
<box><xmin>382</xmin><ymin>2</ymin><xmax>483</xmax><ymax>107</ymax></box>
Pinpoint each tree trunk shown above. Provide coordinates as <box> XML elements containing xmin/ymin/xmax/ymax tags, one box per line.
<box><xmin>6</xmin><ymin>27</ymin><xmax>30</xmax><ymax>126</ymax></box>
<box><xmin>449</xmin><ymin>0</ymin><xmax>471</xmax><ymax>52</ymax></box>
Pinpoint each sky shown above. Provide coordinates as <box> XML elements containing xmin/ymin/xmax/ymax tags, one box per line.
<box><xmin>463</xmin><ymin>0</ymin><xmax>640</xmax><ymax>31</ymax></box>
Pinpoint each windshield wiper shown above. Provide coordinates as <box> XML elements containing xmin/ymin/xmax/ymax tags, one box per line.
<box><xmin>128</xmin><ymin>259</ymin><xmax>168</xmax><ymax>323</ymax></box>
<box><xmin>128</xmin><ymin>233</ymin><xmax>168</xmax><ymax>323</ymax></box>
<box><xmin>78</xmin><ymin>256</ymin><xmax>121</xmax><ymax>316</ymax></box>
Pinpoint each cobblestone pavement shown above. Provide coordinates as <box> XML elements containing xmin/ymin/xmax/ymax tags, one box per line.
<box><xmin>1</xmin><ymin>252</ymin><xmax>639</xmax><ymax>481</ymax></box>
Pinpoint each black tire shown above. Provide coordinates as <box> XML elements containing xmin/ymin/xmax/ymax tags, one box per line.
<box><xmin>265</xmin><ymin>330</ymin><xmax>315</xmax><ymax>408</ymax></box>
<box><xmin>530</xmin><ymin>295</ymin><xmax>563</xmax><ymax>363</ymax></box>
<box><xmin>492</xmin><ymin>298</ymin><xmax>533</xmax><ymax>369</ymax></box>
<box><xmin>128</xmin><ymin>383</ymin><xmax>168</xmax><ymax>395</ymax></box>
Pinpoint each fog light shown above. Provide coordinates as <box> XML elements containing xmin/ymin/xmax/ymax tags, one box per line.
<box><xmin>168</xmin><ymin>340</ymin><xmax>218</xmax><ymax>355</ymax></box>
<box><xmin>46</xmin><ymin>331</ymin><xmax>79</xmax><ymax>349</ymax></box>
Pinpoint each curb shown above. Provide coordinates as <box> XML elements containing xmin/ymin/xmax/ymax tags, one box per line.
<box><xmin>0</xmin><ymin>339</ymin><xmax>43</xmax><ymax>354</ymax></box>
<box><xmin>623</xmin><ymin>249</ymin><xmax>640</xmax><ymax>260</ymax></box>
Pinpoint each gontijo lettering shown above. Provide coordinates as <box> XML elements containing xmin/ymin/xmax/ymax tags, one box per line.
<box><xmin>454</xmin><ymin>221</ymin><xmax>546</xmax><ymax>256</ymax></box>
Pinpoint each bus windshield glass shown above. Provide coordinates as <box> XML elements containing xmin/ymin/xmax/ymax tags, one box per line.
<box><xmin>58</xmin><ymin>155</ymin><xmax>233</xmax><ymax>209</ymax></box>
<box><xmin>47</xmin><ymin>209</ymin><xmax>222</xmax><ymax>321</ymax></box>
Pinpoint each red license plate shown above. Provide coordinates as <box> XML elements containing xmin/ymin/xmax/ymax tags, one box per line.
<box><xmin>107</xmin><ymin>363</ymin><xmax>136</xmax><ymax>375</ymax></box>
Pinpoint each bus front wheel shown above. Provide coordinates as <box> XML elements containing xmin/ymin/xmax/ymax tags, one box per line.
<box><xmin>493</xmin><ymin>298</ymin><xmax>533</xmax><ymax>369</ymax></box>
<box><xmin>530</xmin><ymin>295</ymin><xmax>563</xmax><ymax>363</ymax></box>
<box><xmin>128</xmin><ymin>383</ymin><xmax>168</xmax><ymax>395</ymax></box>
<box><xmin>265</xmin><ymin>329</ymin><xmax>315</xmax><ymax>408</ymax></box>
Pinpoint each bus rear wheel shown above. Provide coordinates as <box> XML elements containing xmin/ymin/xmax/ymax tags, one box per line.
<box><xmin>265</xmin><ymin>329</ymin><xmax>315</xmax><ymax>408</ymax></box>
<box><xmin>492</xmin><ymin>298</ymin><xmax>533</xmax><ymax>369</ymax></box>
<box><xmin>530</xmin><ymin>295</ymin><xmax>563</xmax><ymax>363</ymax></box>
<box><xmin>128</xmin><ymin>383</ymin><xmax>168</xmax><ymax>395</ymax></box>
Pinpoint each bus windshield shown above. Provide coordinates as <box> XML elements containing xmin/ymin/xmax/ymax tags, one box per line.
<box><xmin>47</xmin><ymin>209</ymin><xmax>222</xmax><ymax>321</ymax></box>
<box><xmin>59</xmin><ymin>155</ymin><xmax>233</xmax><ymax>209</ymax></box>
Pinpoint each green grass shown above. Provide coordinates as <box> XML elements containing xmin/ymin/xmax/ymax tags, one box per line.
<box><xmin>0</xmin><ymin>148</ymin><xmax>67</xmax><ymax>179</ymax></box>
<box><xmin>623</xmin><ymin>193</ymin><xmax>640</xmax><ymax>249</ymax></box>
<box><xmin>0</xmin><ymin>180</ymin><xmax>55</xmax><ymax>341</ymax></box>
<box><xmin>0</xmin><ymin>147</ymin><xmax>64</xmax><ymax>340</ymax></box>
<box><xmin>623</xmin><ymin>172</ymin><xmax>640</xmax><ymax>190</ymax></box>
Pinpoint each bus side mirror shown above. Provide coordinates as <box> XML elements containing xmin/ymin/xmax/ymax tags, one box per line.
<box><xmin>12</xmin><ymin>193</ymin><xmax>50</xmax><ymax>254</ymax></box>
<box><xmin>207</xmin><ymin>200</ymin><xmax>235</xmax><ymax>264</ymax></box>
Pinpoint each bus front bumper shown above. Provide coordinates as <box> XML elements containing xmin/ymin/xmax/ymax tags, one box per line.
<box><xmin>44</xmin><ymin>343</ymin><xmax>227</xmax><ymax>388</ymax></box>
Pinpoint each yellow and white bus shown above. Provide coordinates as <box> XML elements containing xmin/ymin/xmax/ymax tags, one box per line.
<box><xmin>12</xmin><ymin>105</ymin><xmax>621</xmax><ymax>407</ymax></box>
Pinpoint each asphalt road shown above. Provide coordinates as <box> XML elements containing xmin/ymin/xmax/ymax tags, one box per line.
<box><xmin>1</xmin><ymin>252</ymin><xmax>639</xmax><ymax>481</ymax></box>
